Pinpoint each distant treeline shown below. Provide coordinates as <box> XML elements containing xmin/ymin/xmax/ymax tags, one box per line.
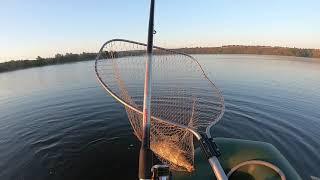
<box><xmin>177</xmin><ymin>45</ymin><xmax>320</xmax><ymax>58</ymax></box>
<box><xmin>1</xmin><ymin>45</ymin><xmax>320</xmax><ymax>73</ymax></box>
<box><xmin>0</xmin><ymin>52</ymin><xmax>97</xmax><ymax>73</ymax></box>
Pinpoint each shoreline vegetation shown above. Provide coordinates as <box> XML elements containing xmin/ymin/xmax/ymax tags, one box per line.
<box><xmin>1</xmin><ymin>45</ymin><xmax>319</xmax><ymax>73</ymax></box>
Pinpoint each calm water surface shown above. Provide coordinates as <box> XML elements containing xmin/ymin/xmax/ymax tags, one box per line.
<box><xmin>0</xmin><ymin>55</ymin><xmax>319</xmax><ymax>179</ymax></box>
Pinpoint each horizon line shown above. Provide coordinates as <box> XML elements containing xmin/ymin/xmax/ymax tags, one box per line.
<box><xmin>1</xmin><ymin>44</ymin><xmax>320</xmax><ymax>62</ymax></box>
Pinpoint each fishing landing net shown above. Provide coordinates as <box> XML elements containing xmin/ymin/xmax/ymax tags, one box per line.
<box><xmin>95</xmin><ymin>39</ymin><xmax>224</xmax><ymax>172</ymax></box>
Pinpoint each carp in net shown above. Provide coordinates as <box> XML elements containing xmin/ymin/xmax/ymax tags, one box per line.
<box><xmin>95</xmin><ymin>39</ymin><xmax>225</xmax><ymax>172</ymax></box>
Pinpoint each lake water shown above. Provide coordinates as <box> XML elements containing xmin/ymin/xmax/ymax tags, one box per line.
<box><xmin>0</xmin><ymin>55</ymin><xmax>319</xmax><ymax>179</ymax></box>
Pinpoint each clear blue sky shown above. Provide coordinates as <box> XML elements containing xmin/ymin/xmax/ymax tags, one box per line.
<box><xmin>0</xmin><ymin>0</ymin><xmax>319</xmax><ymax>61</ymax></box>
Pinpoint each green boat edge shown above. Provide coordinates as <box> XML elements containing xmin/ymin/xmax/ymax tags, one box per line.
<box><xmin>173</xmin><ymin>138</ymin><xmax>302</xmax><ymax>180</ymax></box>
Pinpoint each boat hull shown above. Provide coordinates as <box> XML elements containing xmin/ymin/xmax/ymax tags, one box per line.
<box><xmin>173</xmin><ymin>138</ymin><xmax>301</xmax><ymax>180</ymax></box>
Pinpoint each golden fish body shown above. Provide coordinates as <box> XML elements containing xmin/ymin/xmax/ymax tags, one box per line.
<box><xmin>151</xmin><ymin>141</ymin><xmax>194</xmax><ymax>172</ymax></box>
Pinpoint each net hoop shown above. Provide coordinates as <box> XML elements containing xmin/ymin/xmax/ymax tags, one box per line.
<box><xmin>94</xmin><ymin>39</ymin><xmax>225</xmax><ymax>139</ymax></box>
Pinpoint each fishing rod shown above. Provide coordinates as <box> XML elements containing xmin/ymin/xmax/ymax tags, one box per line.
<box><xmin>139</xmin><ymin>0</ymin><xmax>155</xmax><ymax>179</ymax></box>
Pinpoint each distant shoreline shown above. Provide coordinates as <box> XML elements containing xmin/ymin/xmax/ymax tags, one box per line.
<box><xmin>1</xmin><ymin>45</ymin><xmax>319</xmax><ymax>73</ymax></box>
<box><xmin>177</xmin><ymin>45</ymin><xmax>320</xmax><ymax>58</ymax></box>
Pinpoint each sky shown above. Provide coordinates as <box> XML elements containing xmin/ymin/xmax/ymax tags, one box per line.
<box><xmin>0</xmin><ymin>0</ymin><xmax>319</xmax><ymax>61</ymax></box>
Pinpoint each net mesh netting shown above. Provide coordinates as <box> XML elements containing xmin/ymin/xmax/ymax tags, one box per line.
<box><xmin>95</xmin><ymin>39</ymin><xmax>224</xmax><ymax>172</ymax></box>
